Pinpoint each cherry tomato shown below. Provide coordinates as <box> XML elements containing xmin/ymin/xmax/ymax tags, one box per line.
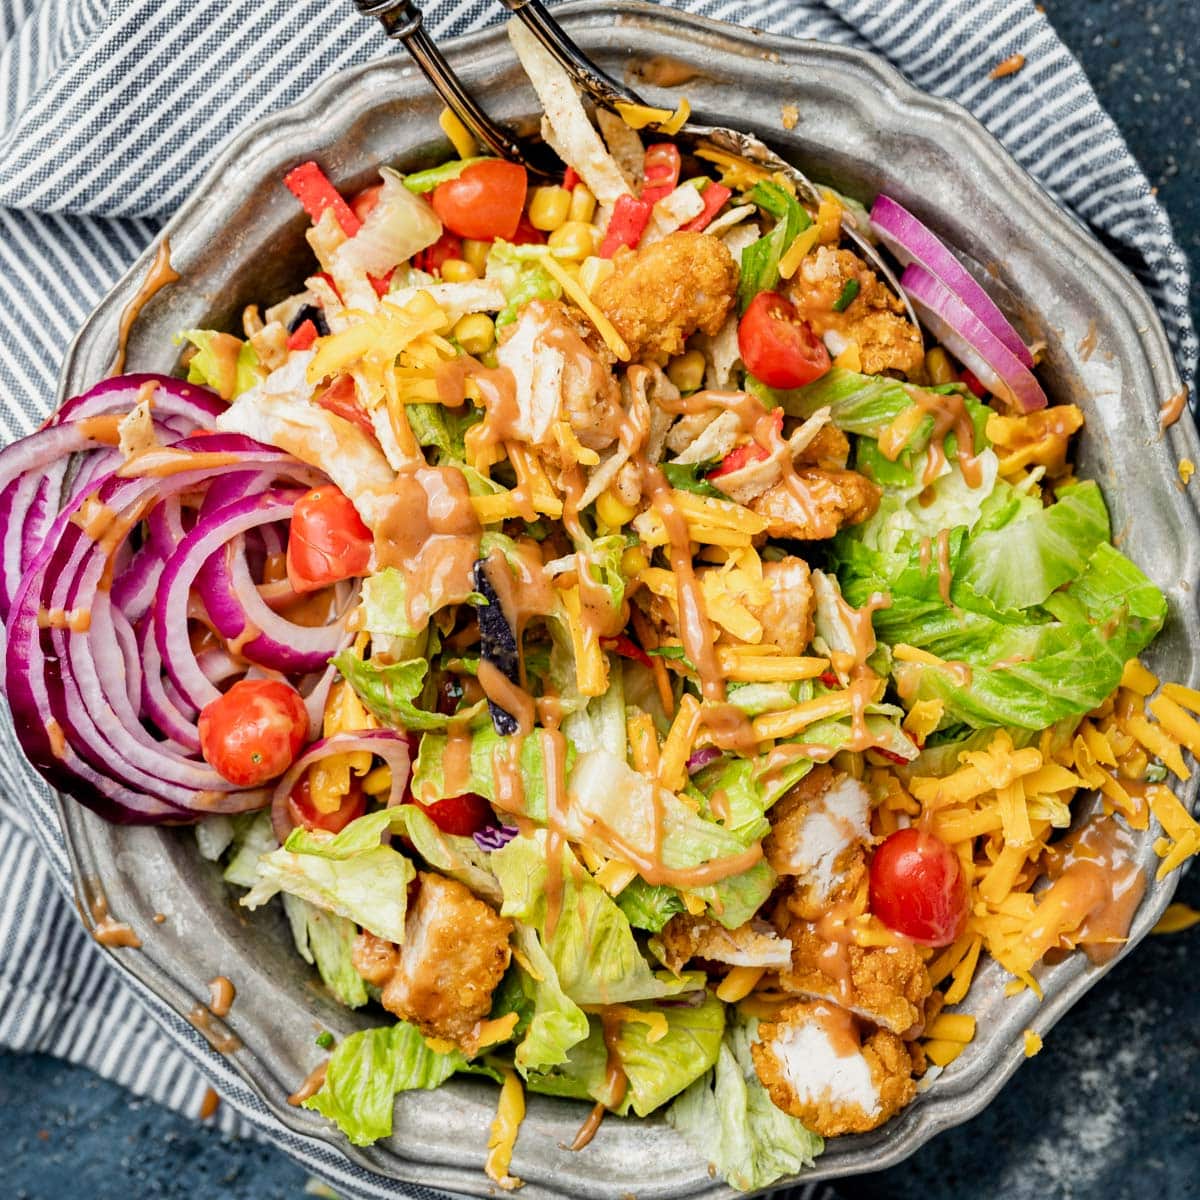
<box><xmin>738</xmin><ymin>291</ymin><xmax>832</xmax><ymax>389</ymax></box>
<box><xmin>415</xmin><ymin>230</ymin><xmax>464</xmax><ymax>275</ymax></box>
<box><xmin>286</xmin><ymin>773</ymin><xmax>367</xmax><ymax>834</ymax></box>
<box><xmin>708</xmin><ymin>410</ymin><xmax>783</xmax><ymax>479</ymax></box>
<box><xmin>350</xmin><ymin>183</ymin><xmax>384</xmax><ymax>224</ymax></box>
<box><xmin>287</xmin><ymin>485</ymin><xmax>372</xmax><ymax>594</ymax></box>
<box><xmin>869</xmin><ymin>827</ymin><xmax>968</xmax><ymax>947</ymax></box>
<box><xmin>509</xmin><ymin>213</ymin><xmax>546</xmax><ymax>246</ymax></box>
<box><xmin>315</xmin><ymin>375</ymin><xmax>374</xmax><ymax>435</ymax></box>
<box><xmin>199</xmin><ymin>679</ymin><xmax>309</xmax><ymax>787</ymax></box>
<box><xmin>416</xmin><ymin>793</ymin><xmax>492</xmax><ymax>836</ymax></box>
<box><xmin>431</xmin><ymin>161</ymin><xmax>528</xmax><ymax>241</ymax></box>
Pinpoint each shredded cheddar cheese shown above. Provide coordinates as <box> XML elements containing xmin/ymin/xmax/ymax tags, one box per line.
<box><xmin>1023</xmin><ymin>1030</ymin><xmax>1043</xmax><ymax>1057</ymax></box>
<box><xmin>1152</xmin><ymin>903</ymin><xmax>1200</xmax><ymax>934</ymax></box>
<box><xmin>715</xmin><ymin>966</ymin><xmax>766</xmax><ymax>1003</ymax></box>
<box><xmin>485</xmin><ymin>1069</ymin><xmax>525</xmax><ymax>1190</ymax></box>
<box><xmin>438</xmin><ymin>106</ymin><xmax>477</xmax><ymax>160</ymax></box>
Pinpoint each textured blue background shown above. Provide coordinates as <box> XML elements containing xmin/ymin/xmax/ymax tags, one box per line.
<box><xmin>4</xmin><ymin>1</ymin><xmax>1199</xmax><ymax>1196</ymax></box>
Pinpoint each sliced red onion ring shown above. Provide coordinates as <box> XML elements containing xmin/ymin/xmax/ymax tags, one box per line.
<box><xmin>902</xmin><ymin>264</ymin><xmax>1047</xmax><ymax>413</ymax></box>
<box><xmin>270</xmin><ymin>730</ymin><xmax>413</xmax><ymax>844</ymax></box>
<box><xmin>870</xmin><ymin>196</ymin><xmax>1034</xmax><ymax>369</ymax></box>
<box><xmin>51</xmin><ymin>373</ymin><xmax>224</xmax><ymax>430</ymax></box>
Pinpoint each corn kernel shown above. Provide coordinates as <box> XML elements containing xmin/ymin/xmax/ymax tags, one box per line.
<box><xmin>925</xmin><ymin>346</ymin><xmax>956</xmax><ymax>385</ymax></box>
<box><xmin>548</xmin><ymin>220</ymin><xmax>600</xmax><ymax>260</ymax></box>
<box><xmin>667</xmin><ymin>349</ymin><xmax>706</xmax><ymax>393</ymax></box>
<box><xmin>621</xmin><ymin>546</ymin><xmax>649</xmax><ymax>575</ymax></box>
<box><xmin>454</xmin><ymin>313</ymin><xmax>496</xmax><ymax>356</ymax></box>
<box><xmin>596</xmin><ymin>488</ymin><xmax>637</xmax><ymax>528</ymax></box>
<box><xmin>440</xmin><ymin>257</ymin><xmax>478</xmax><ymax>282</ymax></box>
<box><xmin>363</xmin><ymin>765</ymin><xmax>392</xmax><ymax>796</ymax></box>
<box><xmin>529</xmin><ymin>185</ymin><xmax>572</xmax><ymax>231</ymax></box>
<box><xmin>462</xmin><ymin>238</ymin><xmax>490</xmax><ymax>276</ymax></box>
<box><xmin>569</xmin><ymin>184</ymin><xmax>597</xmax><ymax>224</ymax></box>
<box><xmin>578</xmin><ymin>255</ymin><xmax>615</xmax><ymax>295</ymax></box>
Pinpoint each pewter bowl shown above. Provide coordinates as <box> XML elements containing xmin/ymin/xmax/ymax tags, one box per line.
<box><xmin>53</xmin><ymin>4</ymin><xmax>1200</xmax><ymax>1196</ymax></box>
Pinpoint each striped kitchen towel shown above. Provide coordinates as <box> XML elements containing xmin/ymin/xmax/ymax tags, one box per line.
<box><xmin>0</xmin><ymin>0</ymin><xmax>1194</xmax><ymax>1197</ymax></box>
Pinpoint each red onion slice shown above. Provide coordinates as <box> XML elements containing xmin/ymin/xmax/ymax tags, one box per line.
<box><xmin>870</xmin><ymin>195</ymin><xmax>1034</xmax><ymax>369</ymax></box>
<box><xmin>902</xmin><ymin>264</ymin><xmax>1047</xmax><ymax>413</ymax></box>
<box><xmin>269</xmin><ymin>730</ymin><xmax>413</xmax><ymax>844</ymax></box>
<box><xmin>51</xmin><ymin>373</ymin><xmax>224</xmax><ymax>430</ymax></box>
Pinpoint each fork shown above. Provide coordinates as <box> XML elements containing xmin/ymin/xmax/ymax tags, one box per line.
<box><xmin>350</xmin><ymin>0</ymin><xmax>561</xmax><ymax>179</ymax></box>
<box><xmin>495</xmin><ymin>0</ymin><xmax>920</xmax><ymax>331</ymax></box>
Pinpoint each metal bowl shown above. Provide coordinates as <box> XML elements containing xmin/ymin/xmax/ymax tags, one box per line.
<box><xmin>54</xmin><ymin>3</ymin><xmax>1200</xmax><ymax>1196</ymax></box>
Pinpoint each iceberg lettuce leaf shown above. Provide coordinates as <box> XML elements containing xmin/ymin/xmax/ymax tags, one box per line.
<box><xmin>334</xmin><ymin>649</ymin><xmax>488</xmax><ymax>732</ymax></box>
<box><xmin>282</xmin><ymin>893</ymin><xmax>369</xmax><ymax>1009</ymax></box>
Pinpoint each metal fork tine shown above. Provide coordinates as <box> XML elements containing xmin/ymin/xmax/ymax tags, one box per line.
<box><xmin>350</xmin><ymin>0</ymin><xmax>561</xmax><ymax>179</ymax></box>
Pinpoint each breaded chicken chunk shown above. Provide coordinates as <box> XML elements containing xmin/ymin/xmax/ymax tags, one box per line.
<box><xmin>351</xmin><ymin>872</ymin><xmax>512</xmax><ymax>1049</ymax></box>
<box><xmin>775</xmin><ymin>921</ymin><xmax>931</xmax><ymax>1035</ymax></box>
<box><xmin>786</xmin><ymin>246</ymin><xmax>924</xmax><ymax>378</ymax></box>
<box><xmin>748</xmin><ymin>468</ymin><xmax>881</xmax><ymax>540</ymax></box>
<box><xmin>595</xmin><ymin>231</ymin><xmax>739</xmax><ymax>362</ymax></box>
<box><xmin>755</xmin><ymin>557</ymin><xmax>817</xmax><ymax>657</ymax></box>
<box><xmin>657</xmin><ymin>915</ymin><xmax>793</xmax><ymax>975</ymax></box>
<box><xmin>752</xmin><ymin>1001</ymin><xmax>918</xmax><ymax>1136</ymax></box>
<box><xmin>794</xmin><ymin>423</ymin><xmax>850</xmax><ymax>470</ymax></box>
<box><xmin>765</xmin><ymin>767</ymin><xmax>870</xmax><ymax>920</ymax></box>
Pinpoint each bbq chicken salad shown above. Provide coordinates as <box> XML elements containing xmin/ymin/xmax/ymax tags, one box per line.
<box><xmin>5</xmin><ymin>19</ymin><xmax>1200</xmax><ymax>1195</ymax></box>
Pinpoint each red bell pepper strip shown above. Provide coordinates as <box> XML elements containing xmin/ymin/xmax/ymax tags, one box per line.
<box><xmin>599</xmin><ymin>195</ymin><xmax>654</xmax><ymax>258</ymax></box>
<box><xmin>563</xmin><ymin>166</ymin><xmax>580</xmax><ymax>190</ymax></box>
<box><xmin>286</xmin><ymin>320</ymin><xmax>319</xmax><ymax>351</ymax></box>
<box><xmin>284</xmin><ymin>161</ymin><xmax>361</xmax><ymax>238</ymax></box>
<box><xmin>960</xmin><ymin>369</ymin><xmax>987</xmax><ymax>398</ymax></box>
<box><xmin>316</xmin><ymin>376</ymin><xmax>375</xmax><ymax>436</ymax></box>
<box><xmin>600</xmin><ymin>634</ymin><xmax>653</xmax><ymax>669</ymax></box>
<box><xmin>640</xmin><ymin>143</ymin><xmax>681</xmax><ymax>206</ymax></box>
<box><xmin>819</xmin><ymin>671</ymin><xmax>840</xmax><ymax>687</ymax></box>
<box><xmin>683</xmin><ymin>183</ymin><xmax>733</xmax><ymax>232</ymax></box>
<box><xmin>707</xmin><ymin>409</ymin><xmax>783</xmax><ymax>478</ymax></box>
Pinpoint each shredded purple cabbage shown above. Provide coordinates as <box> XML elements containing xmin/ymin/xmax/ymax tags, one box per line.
<box><xmin>473</xmin><ymin>823</ymin><xmax>519</xmax><ymax>852</ymax></box>
<box><xmin>686</xmin><ymin>746</ymin><xmax>722</xmax><ymax>774</ymax></box>
<box><xmin>658</xmin><ymin>990</ymin><xmax>708</xmax><ymax>1008</ymax></box>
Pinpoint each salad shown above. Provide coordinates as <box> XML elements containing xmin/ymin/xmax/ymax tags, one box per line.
<box><xmin>4</xmin><ymin>19</ymin><xmax>1200</xmax><ymax>1193</ymax></box>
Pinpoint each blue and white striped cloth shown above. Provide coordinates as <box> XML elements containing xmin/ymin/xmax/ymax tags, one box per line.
<box><xmin>0</xmin><ymin>0</ymin><xmax>1195</xmax><ymax>1196</ymax></box>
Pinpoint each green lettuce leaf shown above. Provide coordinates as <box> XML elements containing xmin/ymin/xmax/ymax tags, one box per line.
<box><xmin>616</xmin><ymin>879</ymin><xmax>686</xmax><ymax>932</ymax></box>
<box><xmin>303</xmin><ymin>1022</ymin><xmax>469</xmax><ymax>1145</ymax></box>
<box><xmin>334</xmin><ymin>649</ymin><xmax>488</xmax><ymax>732</ymax></box>
<box><xmin>406</xmin><ymin>402</ymin><xmax>482</xmax><ymax>464</ymax></box>
<box><xmin>282</xmin><ymin>894</ymin><xmax>369</xmax><ymax>1009</ymax></box>
<box><xmin>221</xmin><ymin>811</ymin><xmax>277</xmax><ymax>889</ymax></box>
<box><xmin>507</xmin><ymin>924</ymin><xmax>591</xmax><ymax>1073</ymax></box>
<box><xmin>402</xmin><ymin>158</ymin><xmax>485</xmax><ymax>193</ymax></box>
<box><xmin>384</xmin><ymin>803</ymin><xmax>502</xmax><ymax>905</ymax></box>
<box><xmin>956</xmin><ymin>480</ymin><xmax>1110</xmax><ymax>613</ymax></box>
<box><xmin>738</xmin><ymin>181</ymin><xmax>810</xmax><ymax>311</ymax></box>
<box><xmin>177</xmin><ymin>329</ymin><xmax>262</xmax><ymax>398</ymax></box>
<box><xmin>486</xmin><ymin>241</ymin><xmax>562</xmax><ymax>326</ymax></box>
<box><xmin>413</xmin><ymin>724</ymin><xmax>559</xmax><ymax>810</ymax></box>
<box><xmin>491</xmin><ymin>831</ymin><xmax>702</xmax><ymax>1005</ymax></box>
<box><xmin>667</xmin><ymin>1016</ymin><xmax>823</xmax><ymax>1191</ymax></box>
<box><xmin>526</xmin><ymin>993</ymin><xmax>726</xmax><ymax>1117</ymax></box>
<box><xmin>241</xmin><ymin>809</ymin><xmax>415</xmax><ymax>943</ymax></box>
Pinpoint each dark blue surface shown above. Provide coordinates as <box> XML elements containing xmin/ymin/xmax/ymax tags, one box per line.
<box><xmin>5</xmin><ymin>3</ymin><xmax>1200</xmax><ymax>1197</ymax></box>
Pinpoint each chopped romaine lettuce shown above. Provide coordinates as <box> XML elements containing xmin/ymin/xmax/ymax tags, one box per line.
<box><xmin>334</xmin><ymin>649</ymin><xmax>488</xmax><ymax>732</ymax></box>
<box><xmin>222</xmin><ymin>811</ymin><xmax>277</xmax><ymax>888</ymax></box>
<box><xmin>505</xmin><ymin>924</ymin><xmax>591</xmax><ymax>1073</ymax></box>
<box><xmin>241</xmin><ymin>809</ymin><xmax>415</xmax><ymax>944</ymax></box>
<box><xmin>177</xmin><ymin>329</ymin><xmax>262</xmax><ymax>399</ymax></box>
<box><xmin>737</xmin><ymin>182</ymin><xmax>810</xmax><ymax>311</ymax></box>
<box><xmin>282</xmin><ymin>893</ymin><xmax>369</xmax><ymax>1009</ymax></box>
<box><xmin>667</xmin><ymin>1016</ymin><xmax>823</xmax><ymax>1191</ymax></box>
<box><xmin>491</xmin><ymin>831</ymin><xmax>702</xmax><ymax>1005</ymax></box>
<box><xmin>616</xmin><ymin>878</ymin><xmax>686</xmax><ymax>932</ymax></box>
<box><xmin>526</xmin><ymin>993</ymin><xmax>726</xmax><ymax>1117</ymax></box>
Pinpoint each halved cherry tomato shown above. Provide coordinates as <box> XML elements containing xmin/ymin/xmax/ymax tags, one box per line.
<box><xmin>869</xmin><ymin>827</ymin><xmax>968</xmax><ymax>947</ymax></box>
<box><xmin>415</xmin><ymin>230</ymin><xmax>464</xmax><ymax>275</ymax></box>
<box><xmin>563</xmin><ymin>166</ymin><xmax>580</xmax><ymax>190</ymax></box>
<box><xmin>286</xmin><ymin>319</ymin><xmax>318</xmax><ymax>351</ymax></box>
<box><xmin>287</xmin><ymin>774</ymin><xmax>367</xmax><ymax>834</ymax></box>
<box><xmin>287</xmin><ymin>485</ymin><xmax>372</xmax><ymax>595</ymax></box>
<box><xmin>510</xmin><ymin>213</ymin><xmax>546</xmax><ymax>246</ymax></box>
<box><xmin>707</xmin><ymin>409</ymin><xmax>782</xmax><ymax>478</ymax></box>
<box><xmin>199</xmin><ymin>679</ymin><xmax>309</xmax><ymax>787</ymax></box>
<box><xmin>315</xmin><ymin>375</ymin><xmax>374</xmax><ymax>436</ymax></box>
<box><xmin>416</xmin><ymin>792</ymin><xmax>492</xmax><ymax>836</ymax></box>
<box><xmin>600</xmin><ymin>634</ymin><xmax>652</xmax><ymax>669</ymax></box>
<box><xmin>350</xmin><ymin>183</ymin><xmax>384</xmax><ymax>224</ymax></box>
<box><xmin>431</xmin><ymin>161</ymin><xmax>528</xmax><ymax>241</ymax></box>
<box><xmin>738</xmin><ymin>291</ymin><xmax>832</xmax><ymax>389</ymax></box>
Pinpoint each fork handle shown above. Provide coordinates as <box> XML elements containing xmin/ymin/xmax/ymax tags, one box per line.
<box><xmin>495</xmin><ymin>0</ymin><xmax>645</xmax><ymax>109</ymax></box>
<box><xmin>353</xmin><ymin>0</ymin><xmax>558</xmax><ymax>175</ymax></box>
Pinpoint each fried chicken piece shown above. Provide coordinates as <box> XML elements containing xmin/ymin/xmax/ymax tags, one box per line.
<box><xmin>786</xmin><ymin>246</ymin><xmax>924</xmax><ymax>378</ymax></box>
<box><xmin>749</xmin><ymin>468</ymin><xmax>881</xmax><ymax>540</ymax></box>
<box><xmin>755</xmin><ymin>557</ymin><xmax>816</xmax><ymax>657</ymax></box>
<box><xmin>352</xmin><ymin>872</ymin><xmax>513</xmax><ymax>1049</ymax></box>
<box><xmin>752</xmin><ymin>1000</ymin><xmax>918</xmax><ymax>1136</ymax></box>
<box><xmin>594</xmin><ymin>231</ymin><xmax>739</xmax><ymax>362</ymax></box>
<box><xmin>765</xmin><ymin>767</ymin><xmax>870</xmax><ymax>919</ymax></box>
<box><xmin>657</xmin><ymin>915</ymin><xmax>792</xmax><ymax>975</ymax></box>
<box><xmin>496</xmin><ymin>300</ymin><xmax>625</xmax><ymax>453</ymax></box>
<box><xmin>794</xmin><ymin>423</ymin><xmax>850</xmax><ymax>470</ymax></box>
<box><xmin>775</xmin><ymin>921</ymin><xmax>931</xmax><ymax>1035</ymax></box>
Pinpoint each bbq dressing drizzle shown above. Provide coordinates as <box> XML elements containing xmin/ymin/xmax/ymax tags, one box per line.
<box><xmin>109</xmin><ymin>239</ymin><xmax>180</xmax><ymax>376</ymax></box>
<box><xmin>89</xmin><ymin>891</ymin><xmax>141</xmax><ymax>948</ymax></box>
<box><xmin>569</xmin><ymin>1009</ymin><xmax>629</xmax><ymax>1151</ymax></box>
